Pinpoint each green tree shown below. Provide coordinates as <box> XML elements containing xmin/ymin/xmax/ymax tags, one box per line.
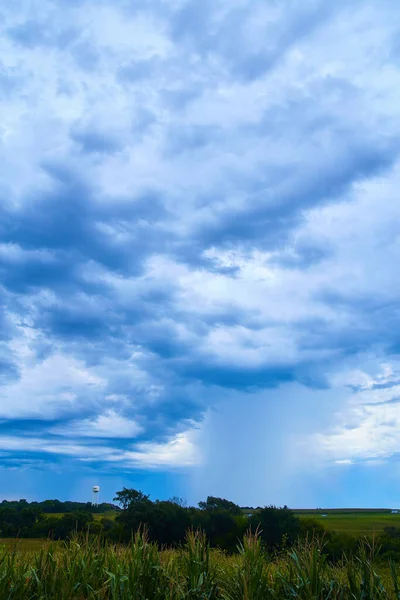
<box><xmin>198</xmin><ymin>496</ymin><xmax>242</xmax><ymax>516</ymax></box>
<box><xmin>250</xmin><ymin>505</ymin><xmax>301</xmax><ymax>549</ymax></box>
<box><xmin>191</xmin><ymin>508</ymin><xmax>245</xmax><ymax>552</ymax></box>
<box><xmin>0</xmin><ymin>505</ymin><xmax>41</xmax><ymax>537</ymax></box>
<box><xmin>150</xmin><ymin>501</ymin><xmax>191</xmax><ymax>545</ymax></box>
<box><xmin>52</xmin><ymin>511</ymin><xmax>94</xmax><ymax>539</ymax></box>
<box><xmin>113</xmin><ymin>488</ymin><xmax>150</xmax><ymax>510</ymax></box>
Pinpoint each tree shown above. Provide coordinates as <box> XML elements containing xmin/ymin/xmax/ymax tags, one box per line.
<box><xmin>0</xmin><ymin>505</ymin><xmax>42</xmax><ymax>537</ymax></box>
<box><xmin>51</xmin><ymin>511</ymin><xmax>94</xmax><ymax>539</ymax></box>
<box><xmin>113</xmin><ymin>488</ymin><xmax>153</xmax><ymax>541</ymax></box>
<box><xmin>191</xmin><ymin>507</ymin><xmax>246</xmax><ymax>552</ymax></box>
<box><xmin>150</xmin><ymin>501</ymin><xmax>190</xmax><ymax>545</ymax></box>
<box><xmin>250</xmin><ymin>506</ymin><xmax>301</xmax><ymax>549</ymax></box>
<box><xmin>113</xmin><ymin>488</ymin><xmax>150</xmax><ymax>510</ymax></box>
<box><xmin>198</xmin><ymin>496</ymin><xmax>242</xmax><ymax>516</ymax></box>
<box><xmin>169</xmin><ymin>496</ymin><xmax>187</xmax><ymax>508</ymax></box>
<box><xmin>115</xmin><ymin>500</ymin><xmax>154</xmax><ymax>542</ymax></box>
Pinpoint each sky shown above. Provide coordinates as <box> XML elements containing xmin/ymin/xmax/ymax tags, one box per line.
<box><xmin>1</xmin><ymin>0</ymin><xmax>400</xmax><ymax>508</ymax></box>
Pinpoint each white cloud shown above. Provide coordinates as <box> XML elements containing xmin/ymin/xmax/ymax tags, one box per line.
<box><xmin>105</xmin><ymin>429</ymin><xmax>201</xmax><ymax>468</ymax></box>
<box><xmin>315</xmin><ymin>363</ymin><xmax>400</xmax><ymax>463</ymax></box>
<box><xmin>0</xmin><ymin>428</ymin><xmax>200</xmax><ymax>470</ymax></box>
<box><xmin>139</xmin><ymin>162</ymin><xmax>400</xmax><ymax>372</ymax></box>
<box><xmin>0</xmin><ymin>347</ymin><xmax>105</xmax><ymax>419</ymax></box>
<box><xmin>51</xmin><ymin>410</ymin><xmax>143</xmax><ymax>438</ymax></box>
<box><xmin>0</xmin><ymin>435</ymin><xmax>114</xmax><ymax>459</ymax></box>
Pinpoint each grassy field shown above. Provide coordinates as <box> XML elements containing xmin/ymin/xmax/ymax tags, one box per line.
<box><xmin>295</xmin><ymin>511</ymin><xmax>400</xmax><ymax>537</ymax></box>
<box><xmin>238</xmin><ymin>509</ymin><xmax>400</xmax><ymax>537</ymax></box>
<box><xmin>49</xmin><ymin>510</ymin><xmax>118</xmax><ymax>520</ymax></box>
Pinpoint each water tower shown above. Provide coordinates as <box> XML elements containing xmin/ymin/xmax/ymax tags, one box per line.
<box><xmin>92</xmin><ymin>485</ymin><xmax>100</xmax><ymax>506</ymax></box>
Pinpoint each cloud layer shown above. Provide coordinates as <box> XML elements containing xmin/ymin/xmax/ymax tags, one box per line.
<box><xmin>1</xmin><ymin>0</ymin><xmax>400</xmax><ymax>503</ymax></box>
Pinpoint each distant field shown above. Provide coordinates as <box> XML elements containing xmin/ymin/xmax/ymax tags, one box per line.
<box><xmin>296</xmin><ymin>511</ymin><xmax>400</xmax><ymax>536</ymax></box>
<box><xmin>49</xmin><ymin>510</ymin><xmax>118</xmax><ymax>520</ymax></box>
<box><xmin>241</xmin><ymin>509</ymin><xmax>400</xmax><ymax>537</ymax></box>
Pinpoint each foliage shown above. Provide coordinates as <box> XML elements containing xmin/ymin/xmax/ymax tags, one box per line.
<box><xmin>4</xmin><ymin>492</ymin><xmax>400</xmax><ymax>564</ymax></box>
<box><xmin>250</xmin><ymin>505</ymin><xmax>301</xmax><ymax>549</ymax></box>
<box><xmin>198</xmin><ymin>497</ymin><xmax>242</xmax><ymax>516</ymax></box>
<box><xmin>0</xmin><ymin>505</ymin><xmax>40</xmax><ymax>537</ymax></box>
<box><xmin>113</xmin><ymin>489</ymin><xmax>244</xmax><ymax>551</ymax></box>
<box><xmin>113</xmin><ymin>488</ymin><xmax>150</xmax><ymax>510</ymax></box>
<box><xmin>223</xmin><ymin>529</ymin><xmax>272</xmax><ymax>600</ymax></box>
<box><xmin>180</xmin><ymin>530</ymin><xmax>220</xmax><ymax>599</ymax></box>
<box><xmin>0</xmin><ymin>498</ymin><xmax>117</xmax><ymax>514</ymax></box>
<box><xmin>300</xmin><ymin>518</ymin><xmax>359</xmax><ymax>561</ymax></box>
<box><xmin>1</xmin><ymin>531</ymin><xmax>400</xmax><ymax>599</ymax></box>
<box><xmin>115</xmin><ymin>498</ymin><xmax>191</xmax><ymax>546</ymax></box>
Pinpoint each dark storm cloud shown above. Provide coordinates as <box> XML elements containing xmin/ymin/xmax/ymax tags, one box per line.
<box><xmin>1</xmin><ymin>163</ymin><xmax>170</xmax><ymax>277</ymax></box>
<box><xmin>190</xmin><ymin>138</ymin><xmax>398</xmax><ymax>252</ymax></box>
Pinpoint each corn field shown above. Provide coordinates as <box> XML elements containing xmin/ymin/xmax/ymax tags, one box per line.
<box><xmin>1</xmin><ymin>530</ymin><xmax>400</xmax><ymax>599</ymax></box>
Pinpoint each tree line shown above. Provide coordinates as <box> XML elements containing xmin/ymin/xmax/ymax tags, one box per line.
<box><xmin>3</xmin><ymin>490</ymin><xmax>400</xmax><ymax>562</ymax></box>
<box><xmin>0</xmin><ymin>490</ymin><xmax>299</xmax><ymax>553</ymax></box>
<box><xmin>0</xmin><ymin>498</ymin><xmax>117</xmax><ymax>514</ymax></box>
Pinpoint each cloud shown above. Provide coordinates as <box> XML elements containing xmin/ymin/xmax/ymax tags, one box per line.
<box><xmin>7</xmin><ymin>19</ymin><xmax>78</xmax><ymax>50</ymax></box>
<box><xmin>0</xmin><ymin>435</ymin><xmax>112</xmax><ymax>459</ymax></box>
<box><xmin>0</xmin><ymin>350</ymin><xmax>106</xmax><ymax>420</ymax></box>
<box><xmin>51</xmin><ymin>410</ymin><xmax>144</xmax><ymax>439</ymax></box>
<box><xmin>70</xmin><ymin>128</ymin><xmax>123</xmax><ymax>155</ymax></box>
<box><xmin>315</xmin><ymin>363</ymin><xmax>400</xmax><ymax>464</ymax></box>
<box><xmin>0</xmin><ymin>427</ymin><xmax>200</xmax><ymax>470</ymax></box>
<box><xmin>1</xmin><ymin>0</ymin><xmax>400</xmax><ymax>504</ymax></box>
<box><xmin>106</xmin><ymin>429</ymin><xmax>201</xmax><ymax>469</ymax></box>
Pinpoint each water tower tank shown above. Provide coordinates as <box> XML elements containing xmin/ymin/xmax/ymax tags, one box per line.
<box><xmin>93</xmin><ymin>485</ymin><xmax>100</xmax><ymax>493</ymax></box>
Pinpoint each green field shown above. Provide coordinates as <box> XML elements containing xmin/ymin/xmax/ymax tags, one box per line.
<box><xmin>239</xmin><ymin>509</ymin><xmax>400</xmax><ymax>537</ymax></box>
<box><xmin>49</xmin><ymin>510</ymin><xmax>118</xmax><ymax>520</ymax></box>
<box><xmin>295</xmin><ymin>511</ymin><xmax>400</xmax><ymax>537</ymax></box>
